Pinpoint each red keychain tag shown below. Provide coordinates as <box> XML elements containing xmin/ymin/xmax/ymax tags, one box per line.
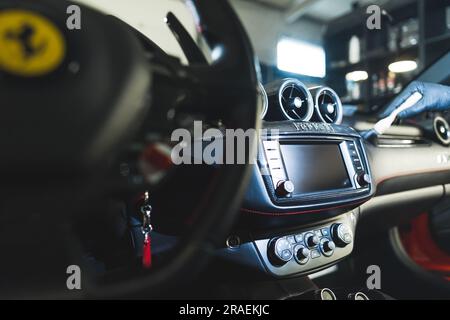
<box><xmin>142</xmin><ymin>232</ymin><xmax>152</xmax><ymax>268</ymax></box>
<box><xmin>141</xmin><ymin>191</ymin><xmax>153</xmax><ymax>269</ymax></box>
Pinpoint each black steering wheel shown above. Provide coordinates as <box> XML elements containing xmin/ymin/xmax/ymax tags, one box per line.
<box><xmin>0</xmin><ymin>0</ymin><xmax>258</xmax><ymax>298</ymax></box>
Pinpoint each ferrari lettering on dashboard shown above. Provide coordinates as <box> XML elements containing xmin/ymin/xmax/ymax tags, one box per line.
<box><xmin>292</xmin><ymin>122</ymin><xmax>335</xmax><ymax>133</ymax></box>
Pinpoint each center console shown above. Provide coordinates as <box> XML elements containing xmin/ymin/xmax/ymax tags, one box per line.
<box><xmin>228</xmin><ymin>121</ymin><xmax>375</xmax><ymax>278</ymax></box>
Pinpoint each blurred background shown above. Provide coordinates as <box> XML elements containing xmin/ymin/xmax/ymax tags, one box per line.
<box><xmin>77</xmin><ymin>0</ymin><xmax>450</xmax><ymax>114</ymax></box>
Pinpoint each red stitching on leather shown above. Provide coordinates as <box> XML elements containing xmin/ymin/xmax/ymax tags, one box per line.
<box><xmin>240</xmin><ymin>200</ymin><xmax>367</xmax><ymax>216</ymax></box>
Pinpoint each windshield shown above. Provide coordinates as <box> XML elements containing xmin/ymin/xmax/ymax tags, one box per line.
<box><xmin>77</xmin><ymin>0</ymin><xmax>450</xmax><ymax>114</ymax></box>
<box><xmin>75</xmin><ymin>0</ymin><xmax>197</xmax><ymax>64</ymax></box>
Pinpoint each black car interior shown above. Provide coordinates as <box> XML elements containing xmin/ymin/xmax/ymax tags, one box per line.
<box><xmin>1</xmin><ymin>0</ymin><xmax>450</xmax><ymax>300</ymax></box>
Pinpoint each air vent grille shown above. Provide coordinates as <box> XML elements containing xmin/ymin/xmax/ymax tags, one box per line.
<box><xmin>314</xmin><ymin>87</ymin><xmax>343</xmax><ymax>124</ymax></box>
<box><xmin>434</xmin><ymin>116</ymin><xmax>450</xmax><ymax>145</ymax></box>
<box><xmin>278</xmin><ymin>80</ymin><xmax>313</xmax><ymax>121</ymax></box>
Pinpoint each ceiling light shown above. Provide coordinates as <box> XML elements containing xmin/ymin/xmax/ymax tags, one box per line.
<box><xmin>388</xmin><ymin>60</ymin><xmax>418</xmax><ymax>73</ymax></box>
<box><xmin>345</xmin><ymin>70</ymin><xmax>368</xmax><ymax>82</ymax></box>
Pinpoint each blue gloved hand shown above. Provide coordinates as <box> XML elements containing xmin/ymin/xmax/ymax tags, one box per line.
<box><xmin>379</xmin><ymin>81</ymin><xmax>450</xmax><ymax>119</ymax></box>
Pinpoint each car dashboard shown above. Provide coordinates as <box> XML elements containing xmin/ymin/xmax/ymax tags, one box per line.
<box><xmin>217</xmin><ymin>78</ymin><xmax>450</xmax><ymax>279</ymax></box>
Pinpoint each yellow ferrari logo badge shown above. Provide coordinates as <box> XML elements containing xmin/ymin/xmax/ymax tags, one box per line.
<box><xmin>0</xmin><ymin>9</ymin><xmax>66</xmax><ymax>77</ymax></box>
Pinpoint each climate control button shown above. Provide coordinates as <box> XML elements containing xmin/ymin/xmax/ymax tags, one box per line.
<box><xmin>331</xmin><ymin>223</ymin><xmax>353</xmax><ymax>247</ymax></box>
<box><xmin>305</xmin><ymin>233</ymin><xmax>320</xmax><ymax>248</ymax></box>
<box><xmin>269</xmin><ymin>237</ymin><xmax>293</xmax><ymax>265</ymax></box>
<box><xmin>320</xmin><ymin>238</ymin><xmax>335</xmax><ymax>257</ymax></box>
<box><xmin>294</xmin><ymin>245</ymin><xmax>310</xmax><ymax>264</ymax></box>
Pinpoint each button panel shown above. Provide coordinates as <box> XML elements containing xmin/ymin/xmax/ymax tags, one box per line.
<box><xmin>255</xmin><ymin>213</ymin><xmax>356</xmax><ymax>277</ymax></box>
<box><xmin>345</xmin><ymin>140</ymin><xmax>367</xmax><ymax>187</ymax></box>
<box><xmin>269</xmin><ymin>227</ymin><xmax>336</xmax><ymax>264</ymax></box>
<box><xmin>262</xmin><ymin>141</ymin><xmax>288</xmax><ymax>192</ymax></box>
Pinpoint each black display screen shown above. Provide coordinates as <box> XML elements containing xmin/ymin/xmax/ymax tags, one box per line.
<box><xmin>279</xmin><ymin>143</ymin><xmax>352</xmax><ymax>194</ymax></box>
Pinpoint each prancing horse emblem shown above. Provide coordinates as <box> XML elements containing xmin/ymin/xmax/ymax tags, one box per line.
<box><xmin>5</xmin><ymin>23</ymin><xmax>47</xmax><ymax>59</ymax></box>
<box><xmin>0</xmin><ymin>9</ymin><xmax>66</xmax><ymax>76</ymax></box>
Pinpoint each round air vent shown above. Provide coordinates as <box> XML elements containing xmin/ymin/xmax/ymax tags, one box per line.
<box><xmin>278</xmin><ymin>79</ymin><xmax>314</xmax><ymax>121</ymax></box>
<box><xmin>434</xmin><ymin>116</ymin><xmax>450</xmax><ymax>145</ymax></box>
<box><xmin>311</xmin><ymin>87</ymin><xmax>343</xmax><ymax>124</ymax></box>
<box><xmin>258</xmin><ymin>82</ymin><xmax>268</xmax><ymax>119</ymax></box>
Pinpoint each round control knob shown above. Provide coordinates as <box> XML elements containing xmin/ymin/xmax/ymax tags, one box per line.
<box><xmin>320</xmin><ymin>239</ymin><xmax>335</xmax><ymax>257</ymax></box>
<box><xmin>276</xmin><ymin>180</ymin><xmax>294</xmax><ymax>197</ymax></box>
<box><xmin>348</xmin><ymin>292</ymin><xmax>370</xmax><ymax>300</ymax></box>
<box><xmin>318</xmin><ymin>288</ymin><xmax>337</xmax><ymax>301</ymax></box>
<box><xmin>331</xmin><ymin>223</ymin><xmax>353</xmax><ymax>247</ymax></box>
<box><xmin>305</xmin><ymin>233</ymin><xmax>320</xmax><ymax>248</ymax></box>
<box><xmin>356</xmin><ymin>173</ymin><xmax>371</xmax><ymax>187</ymax></box>
<box><xmin>294</xmin><ymin>245</ymin><xmax>310</xmax><ymax>264</ymax></box>
<box><xmin>269</xmin><ymin>237</ymin><xmax>292</xmax><ymax>265</ymax></box>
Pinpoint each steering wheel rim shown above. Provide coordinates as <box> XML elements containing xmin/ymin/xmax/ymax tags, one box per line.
<box><xmin>0</xmin><ymin>0</ymin><xmax>258</xmax><ymax>298</ymax></box>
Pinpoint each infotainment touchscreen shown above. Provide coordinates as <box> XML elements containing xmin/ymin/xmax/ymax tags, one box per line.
<box><xmin>279</xmin><ymin>143</ymin><xmax>352</xmax><ymax>195</ymax></box>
